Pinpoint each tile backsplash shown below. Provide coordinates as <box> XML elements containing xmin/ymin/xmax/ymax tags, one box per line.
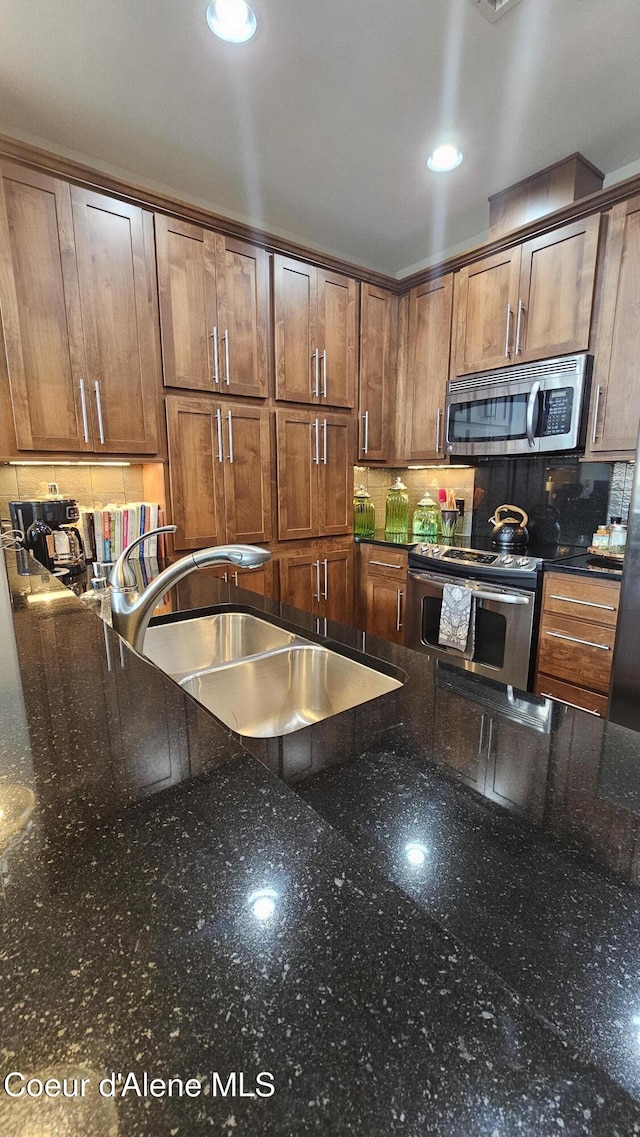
<box><xmin>354</xmin><ymin>466</ymin><xmax>476</xmax><ymax>536</ymax></box>
<box><xmin>607</xmin><ymin>461</ymin><xmax>636</xmax><ymax>521</ymax></box>
<box><xmin>0</xmin><ymin>464</ymin><xmax>146</xmax><ymax>525</ymax></box>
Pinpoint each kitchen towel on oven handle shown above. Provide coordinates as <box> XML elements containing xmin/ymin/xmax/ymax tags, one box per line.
<box><xmin>438</xmin><ymin>582</ymin><xmax>476</xmax><ymax>654</ymax></box>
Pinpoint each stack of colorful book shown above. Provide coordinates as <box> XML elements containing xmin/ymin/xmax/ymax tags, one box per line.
<box><xmin>77</xmin><ymin>503</ymin><xmax>167</xmax><ymax>563</ymax></box>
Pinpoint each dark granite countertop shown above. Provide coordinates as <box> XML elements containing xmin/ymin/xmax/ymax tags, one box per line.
<box><xmin>353</xmin><ymin>530</ymin><xmax>418</xmax><ymax>550</ymax></box>
<box><xmin>2</xmin><ymin>550</ymin><xmax>640</xmax><ymax>1133</ymax></box>
<box><xmin>544</xmin><ymin>554</ymin><xmax>625</xmax><ymax>581</ymax></box>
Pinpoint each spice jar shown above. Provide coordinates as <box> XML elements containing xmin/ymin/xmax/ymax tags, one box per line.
<box><xmin>608</xmin><ymin>518</ymin><xmax>627</xmax><ymax>555</ymax></box>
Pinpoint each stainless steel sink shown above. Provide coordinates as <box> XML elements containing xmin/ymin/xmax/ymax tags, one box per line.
<box><xmin>180</xmin><ymin>642</ymin><xmax>403</xmax><ymax>737</ymax></box>
<box><xmin>143</xmin><ymin>612</ymin><xmax>296</xmax><ymax>681</ymax></box>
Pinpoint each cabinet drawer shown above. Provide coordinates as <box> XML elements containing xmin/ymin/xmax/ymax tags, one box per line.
<box><xmin>542</xmin><ymin>573</ymin><xmax>620</xmax><ymax>626</ymax></box>
<box><xmin>361</xmin><ymin>543</ymin><xmax>408</xmax><ymax>578</ymax></box>
<box><xmin>537</xmin><ymin>613</ymin><xmax>615</xmax><ymax>694</ymax></box>
<box><xmin>534</xmin><ymin>675</ymin><xmax>608</xmax><ymax>718</ymax></box>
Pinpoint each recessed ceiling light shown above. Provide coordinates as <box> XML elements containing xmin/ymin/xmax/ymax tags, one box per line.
<box><xmin>427</xmin><ymin>145</ymin><xmax>464</xmax><ymax>172</ymax></box>
<box><xmin>206</xmin><ymin>0</ymin><xmax>257</xmax><ymax>43</ymax></box>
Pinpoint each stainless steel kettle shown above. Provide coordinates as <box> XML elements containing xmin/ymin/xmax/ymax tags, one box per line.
<box><xmin>488</xmin><ymin>504</ymin><xmax>529</xmax><ymax>550</ymax></box>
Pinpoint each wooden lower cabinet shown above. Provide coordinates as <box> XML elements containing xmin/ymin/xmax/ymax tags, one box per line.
<box><xmin>534</xmin><ymin>571</ymin><xmax>620</xmax><ymax>715</ymax></box>
<box><xmin>279</xmin><ymin>542</ymin><xmax>353</xmax><ymax>625</ymax></box>
<box><xmin>174</xmin><ymin>561</ymin><xmax>277</xmax><ymax>610</ymax></box>
<box><xmin>358</xmin><ymin>543</ymin><xmax>407</xmax><ymax>644</ymax></box>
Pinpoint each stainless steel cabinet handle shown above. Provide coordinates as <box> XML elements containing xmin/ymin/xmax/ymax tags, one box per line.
<box><xmin>515</xmin><ymin>300</ymin><xmax>525</xmax><ymax>355</ymax></box>
<box><xmin>227</xmin><ymin>411</ymin><xmax>234</xmax><ymax>463</ymax></box>
<box><xmin>323</xmin><ymin>558</ymin><xmax>328</xmax><ymax>600</ymax></box>
<box><xmin>396</xmin><ymin>589</ymin><xmax>403</xmax><ymax>632</ymax></box>
<box><xmin>223</xmin><ymin>329</ymin><xmax>230</xmax><ymax>386</ymax></box>
<box><xmin>591</xmin><ymin>384</ymin><xmax>601</xmax><ymax>445</ymax></box>
<box><xmin>546</xmin><ymin>630</ymin><xmax>610</xmax><ymax>651</ymax></box>
<box><xmin>478</xmin><ymin>713</ymin><xmax>485</xmax><ymax>758</ymax></box>
<box><xmin>540</xmin><ymin>692</ymin><xmax>601</xmax><ymax>717</ymax></box>
<box><xmin>370</xmin><ymin>560</ymin><xmax>403</xmax><ymax>570</ymax></box>
<box><xmin>549</xmin><ymin>594</ymin><xmax>615</xmax><ymax>611</ymax></box>
<box><xmin>79</xmin><ymin>380</ymin><xmax>90</xmax><ymax>443</ymax></box>
<box><xmin>313</xmin><ymin>418</ymin><xmax>320</xmax><ymax>464</ymax></box>
<box><xmin>314</xmin><ymin>560</ymin><xmax>320</xmax><ymax>601</ymax></box>
<box><xmin>215</xmin><ymin>407</ymin><xmax>223</xmax><ymax>462</ymax></box>
<box><xmin>212</xmin><ymin>326</ymin><xmax>220</xmax><ymax>384</ymax></box>
<box><xmin>233</xmin><ymin>571</ymin><xmax>239</xmax><ymax>586</ymax></box>
<box><xmin>312</xmin><ymin>348</ymin><xmax>320</xmax><ymax>398</ymax></box>
<box><xmin>435</xmin><ymin>407</ymin><xmax>443</xmax><ymax>453</ymax></box>
<box><xmin>322</xmin><ymin>348</ymin><xmax>327</xmax><ymax>398</ymax></box>
<box><xmin>94</xmin><ymin>380</ymin><xmax>105</xmax><ymax>444</ymax></box>
<box><xmin>362</xmin><ymin>410</ymin><xmax>369</xmax><ymax>455</ymax></box>
<box><xmin>504</xmin><ymin>304</ymin><xmax>513</xmax><ymax>358</ymax></box>
<box><xmin>322</xmin><ymin>418</ymin><xmax>328</xmax><ymax>464</ymax></box>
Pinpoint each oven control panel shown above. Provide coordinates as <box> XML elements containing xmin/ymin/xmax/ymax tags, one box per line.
<box><xmin>414</xmin><ymin>544</ymin><xmax>542</xmax><ymax>576</ymax></box>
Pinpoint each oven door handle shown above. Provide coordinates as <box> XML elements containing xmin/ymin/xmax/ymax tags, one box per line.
<box><xmin>408</xmin><ymin>570</ymin><xmax>530</xmax><ymax>605</ymax></box>
<box><xmin>526</xmin><ymin>381</ymin><xmax>541</xmax><ymax>449</ymax></box>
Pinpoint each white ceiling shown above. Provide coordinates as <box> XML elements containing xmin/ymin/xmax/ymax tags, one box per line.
<box><xmin>1</xmin><ymin>0</ymin><xmax>640</xmax><ymax>276</ymax></box>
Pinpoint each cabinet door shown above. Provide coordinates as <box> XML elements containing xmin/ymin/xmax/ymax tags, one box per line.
<box><xmin>229</xmin><ymin>561</ymin><xmax>277</xmax><ymax>599</ymax></box>
<box><xmin>319</xmin><ymin>414</ymin><xmax>354</xmax><ymax>536</ymax></box>
<box><xmin>518</xmin><ymin>215</ymin><xmax>600</xmax><ymax>363</ymax></box>
<box><xmin>403</xmin><ymin>275</ymin><xmax>453</xmax><ymax>460</ymax></box>
<box><xmin>319</xmin><ymin>546</ymin><xmax>353</xmax><ymax>625</ymax></box>
<box><xmin>317</xmin><ymin>269</ymin><xmax>357</xmax><ymax>407</ymax></box>
<box><xmin>432</xmin><ymin>686</ymin><xmax>487</xmax><ymax>789</ymax></box>
<box><xmin>589</xmin><ymin>197</ymin><xmax>640</xmax><ymax>454</ymax></box>
<box><xmin>276</xmin><ymin>409</ymin><xmax>317</xmax><ymax>540</ymax></box>
<box><xmin>222</xmin><ymin>403</ymin><xmax>272</xmax><ymax>544</ymax></box>
<box><xmin>358</xmin><ymin>283</ymin><xmax>397</xmax><ymax>462</ymax></box>
<box><xmin>215</xmin><ymin>234</ymin><xmax>269</xmax><ymax>398</ymax></box>
<box><xmin>364</xmin><ymin>573</ymin><xmax>405</xmax><ymax>644</ymax></box>
<box><xmin>274</xmin><ymin>255</ymin><xmax>318</xmax><ymax>403</ymax></box>
<box><xmin>71</xmin><ymin>187</ymin><xmax>159</xmax><ymax>454</ymax></box>
<box><xmin>166</xmin><ymin>396</ymin><xmax>226</xmax><ymax>550</ymax></box>
<box><xmin>279</xmin><ymin>552</ymin><xmax>319</xmax><ymax>615</ymax></box>
<box><xmin>0</xmin><ymin>162</ymin><xmax>89</xmax><ymax>452</ymax></box>
<box><xmin>155</xmin><ymin>214</ymin><xmax>217</xmax><ymax>391</ymax></box>
<box><xmin>452</xmin><ymin>248</ymin><xmax>521</xmax><ymax>376</ymax></box>
<box><xmin>485</xmin><ymin>716</ymin><xmax>549</xmax><ymax>823</ymax></box>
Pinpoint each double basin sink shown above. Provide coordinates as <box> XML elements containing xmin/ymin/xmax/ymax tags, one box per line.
<box><xmin>143</xmin><ymin>611</ymin><xmax>403</xmax><ymax>738</ymax></box>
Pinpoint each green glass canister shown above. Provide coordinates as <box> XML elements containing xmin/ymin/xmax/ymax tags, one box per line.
<box><xmin>412</xmin><ymin>492</ymin><xmax>440</xmax><ymax>540</ymax></box>
<box><xmin>384</xmin><ymin>477</ymin><xmax>409</xmax><ymax>538</ymax></box>
<box><xmin>353</xmin><ymin>484</ymin><xmax>375</xmax><ymax>537</ymax></box>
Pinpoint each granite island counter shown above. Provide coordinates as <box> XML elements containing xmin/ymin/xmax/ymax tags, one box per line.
<box><xmin>2</xmin><ymin>550</ymin><xmax>640</xmax><ymax>1136</ymax></box>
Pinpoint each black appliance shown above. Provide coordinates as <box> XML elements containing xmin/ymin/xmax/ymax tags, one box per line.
<box><xmin>10</xmin><ymin>499</ymin><xmax>86</xmax><ymax>576</ymax></box>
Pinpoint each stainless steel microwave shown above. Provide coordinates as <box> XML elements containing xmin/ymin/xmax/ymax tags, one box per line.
<box><xmin>445</xmin><ymin>353</ymin><xmax>592</xmax><ymax>458</ymax></box>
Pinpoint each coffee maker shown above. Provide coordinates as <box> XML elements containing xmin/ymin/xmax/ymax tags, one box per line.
<box><xmin>10</xmin><ymin>499</ymin><xmax>86</xmax><ymax>575</ymax></box>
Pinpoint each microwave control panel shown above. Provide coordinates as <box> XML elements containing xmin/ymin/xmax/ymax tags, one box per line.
<box><xmin>541</xmin><ymin>387</ymin><xmax>574</xmax><ymax>436</ymax></box>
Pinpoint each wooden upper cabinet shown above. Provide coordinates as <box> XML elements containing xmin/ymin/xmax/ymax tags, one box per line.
<box><xmin>274</xmin><ymin>254</ymin><xmax>357</xmax><ymax>407</ymax></box>
<box><xmin>166</xmin><ymin>395</ymin><xmax>272</xmax><ymax>550</ymax></box>
<box><xmin>452</xmin><ymin>215</ymin><xmax>600</xmax><ymax>376</ymax></box>
<box><xmin>588</xmin><ymin>197</ymin><xmax>640</xmax><ymax>454</ymax></box>
<box><xmin>276</xmin><ymin>409</ymin><xmax>353</xmax><ymax>540</ymax></box>
<box><xmin>358</xmin><ymin>283</ymin><xmax>397</xmax><ymax>462</ymax></box>
<box><xmin>0</xmin><ymin>163</ymin><xmax>89</xmax><ymax>452</ymax></box>
<box><xmin>156</xmin><ymin>216</ymin><xmax>268</xmax><ymax>398</ymax></box>
<box><xmin>400</xmin><ymin>275</ymin><xmax>453</xmax><ymax>461</ymax></box>
<box><xmin>71</xmin><ymin>187</ymin><xmax>159</xmax><ymax>454</ymax></box>
<box><xmin>320</xmin><ymin>414</ymin><xmax>354</xmax><ymax>535</ymax></box>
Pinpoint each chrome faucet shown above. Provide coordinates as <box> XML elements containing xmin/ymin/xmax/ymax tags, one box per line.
<box><xmin>109</xmin><ymin>526</ymin><xmax>271</xmax><ymax>653</ymax></box>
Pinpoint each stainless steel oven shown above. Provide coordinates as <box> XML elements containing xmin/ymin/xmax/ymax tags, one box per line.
<box><xmin>406</xmin><ymin>544</ymin><xmax>541</xmax><ymax>690</ymax></box>
<box><xmin>445</xmin><ymin>353</ymin><xmax>591</xmax><ymax>458</ymax></box>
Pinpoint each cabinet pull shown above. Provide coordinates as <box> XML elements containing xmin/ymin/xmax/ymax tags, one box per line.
<box><xmin>435</xmin><ymin>407</ymin><xmax>442</xmax><ymax>453</ymax></box>
<box><xmin>546</xmin><ymin>630</ymin><xmax>610</xmax><ymax>651</ymax></box>
<box><xmin>549</xmin><ymin>594</ymin><xmax>615</xmax><ymax>612</ymax></box>
<box><xmin>591</xmin><ymin>384</ymin><xmax>601</xmax><ymax>445</ymax></box>
<box><xmin>504</xmin><ymin>304</ymin><xmax>513</xmax><ymax>358</ymax></box>
<box><xmin>370</xmin><ymin>560</ymin><xmax>403</xmax><ymax>569</ymax></box>
<box><xmin>396</xmin><ymin>588</ymin><xmax>403</xmax><ymax>632</ymax></box>
<box><xmin>322</xmin><ymin>418</ymin><xmax>328</xmax><ymax>464</ymax></box>
<box><xmin>79</xmin><ymin>380</ymin><xmax>90</xmax><ymax>443</ymax></box>
<box><xmin>362</xmin><ymin>410</ymin><xmax>369</xmax><ymax>455</ymax></box>
<box><xmin>323</xmin><ymin>558</ymin><xmax>328</xmax><ymax>600</ymax></box>
<box><xmin>539</xmin><ymin>692</ymin><xmax>601</xmax><ymax>717</ymax></box>
<box><xmin>227</xmin><ymin>411</ymin><xmax>234</xmax><ymax>463</ymax></box>
<box><xmin>211</xmin><ymin>326</ymin><xmax>220</xmax><ymax>384</ymax></box>
<box><xmin>312</xmin><ymin>348</ymin><xmax>320</xmax><ymax>398</ymax></box>
<box><xmin>314</xmin><ymin>559</ymin><xmax>320</xmax><ymax>601</ymax></box>
<box><xmin>322</xmin><ymin>348</ymin><xmax>327</xmax><ymax>398</ymax></box>
<box><xmin>515</xmin><ymin>300</ymin><xmax>525</xmax><ymax>355</ymax></box>
<box><xmin>313</xmin><ymin>418</ymin><xmax>320</xmax><ymax>464</ymax></box>
<box><xmin>233</xmin><ymin>570</ymin><xmax>239</xmax><ymax>586</ymax></box>
<box><xmin>223</xmin><ymin>329</ymin><xmax>230</xmax><ymax>386</ymax></box>
<box><xmin>215</xmin><ymin>407</ymin><xmax>223</xmax><ymax>462</ymax></box>
<box><xmin>94</xmin><ymin>380</ymin><xmax>105</xmax><ymax>444</ymax></box>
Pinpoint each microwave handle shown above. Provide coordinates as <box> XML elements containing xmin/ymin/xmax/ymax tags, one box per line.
<box><xmin>526</xmin><ymin>381</ymin><xmax>541</xmax><ymax>448</ymax></box>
